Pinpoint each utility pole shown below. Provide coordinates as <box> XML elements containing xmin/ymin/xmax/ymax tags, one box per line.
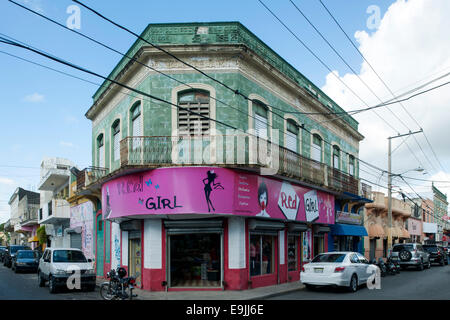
<box><xmin>387</xmin><ymin>129</ymin><xmax>423</xmax><ymax>254</ymax></box>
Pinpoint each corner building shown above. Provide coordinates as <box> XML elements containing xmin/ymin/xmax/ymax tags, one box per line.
<box><xmin>75</xmin><ymin>22</ymin><xmax>365</xmax><ymax>291</ymax></box>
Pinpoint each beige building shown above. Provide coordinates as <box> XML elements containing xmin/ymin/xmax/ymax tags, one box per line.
<box><xmin>364</xmin><ymin>191</ymin><xmax>411</xmax><ymax>260</ymax></box>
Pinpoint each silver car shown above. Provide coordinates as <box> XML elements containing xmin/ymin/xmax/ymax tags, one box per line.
<box><xmin>390</xmin><ymin>243</ymin><xmax>430</xmax><ymax>270</ymax></box>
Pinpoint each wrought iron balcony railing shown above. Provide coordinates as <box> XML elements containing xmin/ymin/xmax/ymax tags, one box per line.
<box><xmin>76</xmin><ymin>166</ymin><xmax>108</xmax><ymax>191</ymax></box>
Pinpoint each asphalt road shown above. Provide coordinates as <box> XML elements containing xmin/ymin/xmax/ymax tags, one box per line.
<box><xmin>269</xmin><ymin>263</ymin><xmax>450</xmax><ymax>300</ymax></box>
<box><xmin>0</xmin><ymin>263</ymin><xmax>101</xmax><ymax>300</ymax></box>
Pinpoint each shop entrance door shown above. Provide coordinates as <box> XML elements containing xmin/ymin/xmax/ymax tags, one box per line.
<box><xmin>168</xmin><ymin>233</ymin><xmax>221</xmax><ymax>288</ymax></box>
<box><xmin>96</xmin><ymin>215</ymin><xmax>104</xmax><ymax>277</ymax></box>
<box><xmin>129</xmin><ymin>234</ymin><xmax>142</xmax><ymax>287</ymax></box>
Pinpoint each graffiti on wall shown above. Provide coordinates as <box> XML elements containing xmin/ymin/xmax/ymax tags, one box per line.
<box><xmin>70</xmin><ymin>201</ymin><xmax>94</xmax><ymax>260</ymax></box>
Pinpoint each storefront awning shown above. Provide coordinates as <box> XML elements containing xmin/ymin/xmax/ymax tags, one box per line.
<box><xmin>164</xmin><ymin>219</ymin><xmax>224</xmax><ymax>235</ymax></box>
<box><xmin>401</xmin><ymin>228</ymin><xmax>410</xmax><ymax>239</ymax></box>
<box><xmin>330</xmin><ymin>224</ymin><xmax>368</xmax><ymax>237</ymax></box>
<box><xmin>28</xmin><ymin>236</ymin><xmax>39</xmax><ymax>243</ymax></box>
<box><xmin>65</xmin><ymin>226</ymin><xmax>82</xmax><ymax>234</ymax></box>
<box><xmin>368</xmin><ymin>224</ymin><xmax>385</xmax><ymax>238</ymax></box>
<box><xmin>287</xmin><ymin>222</ymin><xmax>308</xmax><ymax>233</ymax></box>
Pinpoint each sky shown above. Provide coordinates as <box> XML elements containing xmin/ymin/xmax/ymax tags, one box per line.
<box><xmin>0</xmin><ymin>0</ymin><xmax>449</xmax><ymax>223</ymax></box>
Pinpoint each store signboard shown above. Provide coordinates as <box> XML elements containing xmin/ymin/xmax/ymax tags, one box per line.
<box><xmin>335</xmin><ymin>211</ymin><xmax>362</xmax><ymax>225</ymax></box>
<box><xmin>102</xmin><ymin>167</ymin><xmax>334</xmax><ymax>224</ymax></box>
<box><xmin>423</xmin><ymin>222</ymin><xmax>437</xmax><ymax>234</ymax></box>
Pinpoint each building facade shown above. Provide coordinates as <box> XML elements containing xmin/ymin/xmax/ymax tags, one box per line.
<box><xmin>432</xmin><ymin>184</ymin><xmax>448</xmax><ymax>243</ymax></box>
<box><xmin>74</xmin><ymin>22</ymin><xmax>365</xmax><ymax>291</ymax></box>
<box><xmin>38</xmin><ymin>158</ymin><xmax>75</xmax><ymax>248</ymax></box>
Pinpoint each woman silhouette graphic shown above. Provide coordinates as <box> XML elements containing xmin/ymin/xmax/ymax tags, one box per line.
<box><xmin>203</xmin><ymin>170</ymin><xmax>224</xmax><ymax>212</ymax></box>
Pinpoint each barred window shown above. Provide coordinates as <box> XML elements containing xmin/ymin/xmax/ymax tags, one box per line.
<box><xmin>178</xmin><ymin>90</ymin><xmax>210</xmax><ymax>136</ymax></box>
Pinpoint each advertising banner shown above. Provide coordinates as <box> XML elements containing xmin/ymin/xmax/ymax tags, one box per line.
<box><xmin>102</xmin><ymin>167</ymin><xmax>334</xmax><ymax>224</ymax></box>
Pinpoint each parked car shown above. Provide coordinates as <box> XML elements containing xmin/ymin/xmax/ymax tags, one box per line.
<box><xmin>11</xmin><ymin>250</ymin><xmax>39</xmax><ymax>273</ymax></box>
<box><xmin>37</xmin><ymin>248</ymin><xmax>96</xmax><ymax>293</ymax></box>
<box><xmin>389</xmin><ymin>243</ymin><xmax>430</xmax><ymax>270</ymax></box>
<box><xmin>0</xmin><ymin>246</ymin><xmax>6</xmax><ymax>263</ymax></box>
<box><xmin>300</xmin><ymin>252</ymin><xmax>377</xmax><ymax>292</ymax></box>
<box><xmin>423</xmin><ymin>244</ymin><xmax>447</xmax><ymax>266</ymax></box>
<box><xmin>3</xmin><ymin>245</ymin><xmax>32</xmax><ymax>268</ymax></box>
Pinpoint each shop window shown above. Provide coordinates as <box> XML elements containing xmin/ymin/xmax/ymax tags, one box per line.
<box><xmin>250</xmin><ymin>234</ymin><xmax>275</xmax><ymax>277</ymax></box>
<box><xmin>313</xmin><ymin>234</ymin><xmax>324</xmax><ymax>258</ymax></box>
<box><xmin>287</xmin><ymin>235</ymin><xmax>299</xmax><ymax>271</ymax></box>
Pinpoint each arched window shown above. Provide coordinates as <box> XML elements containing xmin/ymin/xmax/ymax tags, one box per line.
<box><xmin>253</xmin><ymin>100</ymin><xmax>268</xmax><ymax>139</ymax></box>
<box><xmin>312</xmin><ymin>134</ymin><xmax>322</xmax><ymax>162</ymax></box>
<box><xmin>286</xmin><ymin>119</ymin><xmax>299</xmax><ymax>153</ymax></box>
<box><xmin>130</xmin><ymin>102</ymin><xmax>142</xmax><ymax>150</ymax></box>
<box><xmin>349</xmin><ymin>155</ymin><xmax>355</xmax><ymax>176</ymax></box>
<box><xmin>333</xmin><ymin>145</ymin><xmax>340</xmax><ymax>169</ymax></box>
<box><xmin>112</xmin><ymin>119</ymin><xmax>120</xmax><ymax>162</ymax></box>
<box><xmin>178</xmin><ymin>90</ymin><xmax>210</xmax><ymax>136</ymax></box>
<box><xmin>97</xmin><ymin>134</ymin><xmax>104</xmax><ymax>167</ymax></box>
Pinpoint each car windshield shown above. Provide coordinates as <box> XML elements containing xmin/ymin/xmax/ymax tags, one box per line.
<box><xmin>53</xmin><ymin>250</ymin><xmax>87</xmax><ymax>263</ymax></box>
<box><xmin>393</xmin><ymin>245</ymin><xmax>413</xmax><ymax>252</ymax></box>
<box><xmin>423</xmin><ymin>246</ymin><xmax>438</xmax><ymax>253</ymax></box>
<box><xmin>17</xmin><ymin>251</ymin><xmax>38</xmax><ymax>259</ymax></box>
<box><xmin>312</xmin><ymin>254</ymin><xmax>346</xmax><ymax>263</ymax></box>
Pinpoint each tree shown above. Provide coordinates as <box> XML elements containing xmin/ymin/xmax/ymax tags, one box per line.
<box><xmin>37</xmin><ymin>226</ymin><xmax>47</xmax><ymax>246</ymax></box>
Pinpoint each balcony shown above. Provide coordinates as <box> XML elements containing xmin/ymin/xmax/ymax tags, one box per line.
<box><xmin>76</xmin><ymin>166</ymin><xmax>108</xmax><ymax>191</ymax></box>
<box><xmin>115</xmin><ymin>135</ymin><xmax>358</xmax><ymax>195</ymax></box>
<box><xmin>365</xmin><ymin>192</ymin><xmax>386</xmax><ymax>210</ymax></box>
<box><xmin>39</xmin><ymin>198</ymin><xmax>70</xmax><ymax>225</ymax></box>
<box><xmin>20</xmin><ymin>211</ymin><xmax>38</xmax><ymax>227</ymax></box>
<box><xmin>38</xmin><ymin>167</ymin><xmax>70</xmax><ymax>192</ymax></box>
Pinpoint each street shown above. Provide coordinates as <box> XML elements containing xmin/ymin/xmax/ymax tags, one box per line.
<box><xmin>0</xmin><ymin>264</ymin><xmax>100</xmax><ymax>300</ymax></box>
<box><xmin>269</xmin><ymin>264</ymin><xmax>450</xmax><ymax>300</ymax></box>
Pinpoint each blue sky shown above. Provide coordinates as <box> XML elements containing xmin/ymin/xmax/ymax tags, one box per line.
<box><xmin>1</xmin><ymin>0</ymin><xmax>448</xmax><ymax>223</ymax></box>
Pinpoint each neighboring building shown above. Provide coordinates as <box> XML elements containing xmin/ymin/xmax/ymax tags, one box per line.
<box><xmin>37</xmin><ymin>157</ymin><xmax>75</xmax><ymax>248</ymax></box>
<box><xmin>73</xmin><ymin>22</ymin><xmax>365</xmax><ymax>291</ymax></box>
<box><xmin>364</xmin><ymin>191</ymin><xmax>412</xmax><ymax>260</ymax></box>
<box><xmin>405</xmin><ymin>199</ymin><xmax>423</xmax><ymax>243</ymax></box>
<box><xmin>432</xmin><ymin>183</ymin><xmax>448</xmax><ymax>242</ymax></box>
<box><xmin>420</xmin><ymin>198</ymin><xmax>437</xmax><ymax>243</ymax></box>
<box><xmin>8</xmin><ymin>187</ymin><xmax>40</xmax><ymax>246</ymax></box>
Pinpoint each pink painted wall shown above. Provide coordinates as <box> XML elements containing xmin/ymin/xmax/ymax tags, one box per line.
<box><xmin>102</xmin><ymin>167</ymin><xmax>335</xmax><ymax>224</ymax></box>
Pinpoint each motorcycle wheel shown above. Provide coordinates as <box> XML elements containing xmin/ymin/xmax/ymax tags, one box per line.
<box><xmin>99</xmin><ymin>283</ymin><xmax>115</xmax><ymax>300</ymax></box>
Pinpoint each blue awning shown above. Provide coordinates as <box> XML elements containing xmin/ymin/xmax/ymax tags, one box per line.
<box><xmin>330</xmin><ymin>224</ymin><xmax>368</xmax><ymax>236</ymax></box>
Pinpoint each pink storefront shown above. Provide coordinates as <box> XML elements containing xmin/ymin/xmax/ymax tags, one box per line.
<box><xmin>101</xmin><ymin>167</ymin><xmax>334</xmax><ymax>291</ymax></box>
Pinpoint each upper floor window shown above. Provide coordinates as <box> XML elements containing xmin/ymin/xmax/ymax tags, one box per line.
<box><xmin>286</xmin><ymin>119</ymin><xmax>299</xmax><ymax>153</ymax></box>
<box><xmin>349</xmin><ymin>155</ymin><xmax>355</xmax><ymax>176</ymax></box>
<box><xmin>130</xmin><ymin>102</ymin><xmax>142</xmax><ymax>137</ymax></box>
<box><xmin>253</xmin><ymin>100</ymin><xmax>268</xmax><ymax>140</ymax></box>
<box><xmin>112</xmin><ymin>119</ymin><xmax>120</xmax><ymax>162</ymax></box>
<box><xmin>312</xmin><ymin>134</ymin><xmax>322</xmax><ymax>162</ymax></box>
<box><xmin>333</xmin><ymin>145</ymin><xmax>340</xmax><ymax>169</ymax></box>
<box><xmin>178</xmin><ymin>90</ymin><xmax>210</xmax><ymax>136</ymax></box>
<box><xmin>97</xmin><ymin>134</ymin><xmax>104</xmax><ymax>167</ymax></box>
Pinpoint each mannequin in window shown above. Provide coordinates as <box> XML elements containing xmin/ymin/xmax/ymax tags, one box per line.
<box><xmin>256</xmin><ymin>182</ymin><xmax>270</xmax><ymax>217</ymax></box>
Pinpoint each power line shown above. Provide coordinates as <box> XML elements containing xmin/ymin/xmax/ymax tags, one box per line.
<box><xmin>317</xmin><ymin>0</ymin><xmax>446</xmax><ymax>176</ymax></box>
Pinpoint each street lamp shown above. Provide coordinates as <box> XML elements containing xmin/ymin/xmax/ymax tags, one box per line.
<box><xmin>387</xmin><ymin>129</ymin><xmax>423</xmax><ymax>255</ymax></box>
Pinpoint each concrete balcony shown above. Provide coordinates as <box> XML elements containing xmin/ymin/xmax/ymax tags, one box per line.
<box><xmin>365</xmin><ymin>192</ymin><xmax>385</xmax><ymax>209</ymax></box>
<box><xmin>389</xmin><ymin>198</ymin><xmax>412</xmax><ymax>217</ymax></box>
<box><xmin>39</xmin><ymin>198</ymin><xmax>70</xmax><ymax>225</ymax></box>
<box><xmin>38</xmin><ymin>168</ymin><xmax>70</xmax><ymax>192</ymax></box>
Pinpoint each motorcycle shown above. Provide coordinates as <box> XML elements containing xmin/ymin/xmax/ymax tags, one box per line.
<box><xmin>372</xmin><ymin>257</ymin><xmax>387</xmax><ymax>277</ymax></box>
<box><xmin>384</xmin><ymin>257</ymin><xmax>398</xmax><ymax>275</ymax></box>
<box><xmin>387</xmin><ymin>256</ymin><xmax>401</xmax><ymax>274</ymax></box>
<box><xmin>99</xmin><ymin>267</ymin><xmax>139</xmax><ymax>300</ymax></box>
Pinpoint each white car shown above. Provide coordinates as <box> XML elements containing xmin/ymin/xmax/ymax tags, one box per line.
<box><xmin>300</xmin><ymin>252</ymin><xmax>377</xmax><ymax>292</ymax></box>
<box><xmin>37</xmin><ymin>248</ymin><xmax>96</xmax><ymax>293</ymax></box>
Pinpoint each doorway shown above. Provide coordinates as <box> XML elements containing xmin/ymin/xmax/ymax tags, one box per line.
<box><xmin>128</xmin><ymin>231</ymin><xmax>142</xmax><ymax>287</ymax></box>
<box><xmin>96</xmin><ymin>215</ymin><xmax>104</xmax><ymax>277</ymax></box>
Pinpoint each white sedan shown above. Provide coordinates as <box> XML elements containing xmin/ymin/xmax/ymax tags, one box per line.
<box><xmin>300</xmin><ymin>252</ymin><xmax>378</xmax><ymax>292</ymax></box>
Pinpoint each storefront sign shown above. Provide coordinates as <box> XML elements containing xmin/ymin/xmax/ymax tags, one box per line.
<box><xmin>335</xmin><ymin>211</ymin><xmax>362</xmax><ymax>225</ymax></box>
<box><xmin>423</xmin><ymin>222</ymin><xmax>437</xmax><ymax>234</ymax></box>
<box><xmin>102</xmin><ymin>167</ymin><xmax>335</xmax><ymax>224</ymax></box>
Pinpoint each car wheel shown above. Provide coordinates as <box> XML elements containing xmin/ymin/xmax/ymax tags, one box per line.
<box><xmin>48</xmin><ymin>275</ymin><xmax>57</xmax><ymax>294</ymax></box>
<box><xmin>417</xmin><ymin>260</ymin><xmax>424</xmax><ymax>271</ymax></box>
<box><xmin>348</xmin><ymin>274</ymin><xmax>358</xmax><ymax>293</ymax></box>
<box><xmin>38</xmin><ymin>271</ymin><xmax>45</xmax><ymax>287</ymax></box>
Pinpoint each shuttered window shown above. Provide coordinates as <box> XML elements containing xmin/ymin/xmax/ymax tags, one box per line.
<box><xmin>312</xmin><ymin>134</ymin><xmax>322</xmax><ymax>162</ymax></box>
<box><xmin>112</xmin><ymin>120</ymin><xmax>120</xmax><ymax>161</ymax></box>
<box><xmin>178</xmin><ymin>90</ymin><xmax>210</xmax><ymax>136</ymax></box>
<box><xmin>286</xmin><ymin>119</ymin><xmax>298</xmax><ymax>153</ymax></box>
<box><xmin>349</xmin><ymin>155</ymin><xmax>355</xmax><ymax>176</ymax></box>
<box><xmin>253</xmin><ymin>101</ymin><xmax>268</xmax><ymax>139</ymax></box>
<box><xmin>333</xmin><ymin>146</ymin><xmax>340</xmax><ymax>169</ymax></box>
<box><xmin>131</xmin><ymin>102</ymin><xmax>142</xmax><ymax>150</ymax></box>
<box><xmin>97</xmin><ymin>134</ymin><xmax>104</xmax><ymax>167</ymax></box>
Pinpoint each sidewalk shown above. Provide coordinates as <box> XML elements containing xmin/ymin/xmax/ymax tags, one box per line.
<box><xmin>96</xmin><ymin>279</ymin><xmax>305</xmax><ymax>300</ymax></box>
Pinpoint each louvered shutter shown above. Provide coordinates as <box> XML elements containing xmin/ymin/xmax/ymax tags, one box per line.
<box><xmin>132</xmin><ymin>115</ymin><xmax>142</xmax><ymax>150</ymax></box>
<box><xmin>286</xmin><ymin>131</ymin><xmax>297</xmax><ymax>153</ymax></box>
<box><xmin>113</xmin><ymin>131</ymin><xmax>120</xmax><ymax>161</ymax></box>
<box><xmin>99</xmin><ymin>144</ymin><xmax>104</xmax><ymax>167</ymax></box>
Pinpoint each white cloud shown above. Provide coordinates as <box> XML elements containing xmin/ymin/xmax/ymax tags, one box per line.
<box><xmin>0</xmin><ymin>177</ymin><xmax>15</xmax><ymax>186</ymax></box>
<box><xmin>60</xmin><ymin>141</ymin><xmax>75</xmax><ymax>148</ymax></box>
<box><xmin>320</xmin><ymin>0</ymin><xmax>450</xmax><ymax>198</ymax></box>
<box><xmin>23</xmin><ymin>92</ymin><xmax>45</xmax><ymax>103</ymax></box>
